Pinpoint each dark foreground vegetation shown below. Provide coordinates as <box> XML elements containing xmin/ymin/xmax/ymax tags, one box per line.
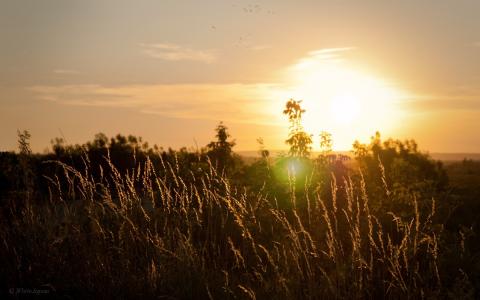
<box><xmin>1</xmin><ymin>103</ymin><xmax>479</xmax><ymax>299</ymax></box>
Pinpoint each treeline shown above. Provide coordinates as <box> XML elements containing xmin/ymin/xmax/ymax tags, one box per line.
<box><xmin>1</xmin><ymin>126</ymin><xmax>450</xmax><ymax>217</ymax></box>
<box><xmin>0</xmin><ymin>124</ymin><xmax>240</xmax><ymax>204</ymax></box>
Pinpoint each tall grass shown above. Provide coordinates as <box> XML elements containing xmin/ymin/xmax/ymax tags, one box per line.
<box><xmin>1</xmin><ymin>154</ymin><xmax>444</xmax><ymax>299</ymax></box>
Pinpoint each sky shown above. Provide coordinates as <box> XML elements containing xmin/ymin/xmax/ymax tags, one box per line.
<box><xmin>1</xmin><ymin>0</ymin><xmax>479</xmax><ymax>153</ymax></box>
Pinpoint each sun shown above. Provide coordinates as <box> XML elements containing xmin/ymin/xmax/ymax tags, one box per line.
<box><xmin>276</xmin><ymin>51</ymin><xmax>408</xmax><ymax>150</ymax></box>
<box><xmin>329</xmin><ymin>93</ymin><xmax>361</xmax><ymax>124</ymax></box>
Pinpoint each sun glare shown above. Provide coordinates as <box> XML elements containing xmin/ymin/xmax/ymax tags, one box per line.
<box><xmin>277</xmin><ymin>51</ymin><xmax>408</xmax><ymax>150</ymax></box>
<box><xmin>330</xmin><ymin>93</ymin><xmax>360</xmax><ymax>124</ymax></box>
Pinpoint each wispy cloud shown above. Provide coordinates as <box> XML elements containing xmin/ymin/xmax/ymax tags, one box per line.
<box><xmin>53</xmin><ymin>69</ymin><xmax>80</xmax><ymax>75</ymax></box>
<box><xmin>140</xmin><ymin>43</ymin><xmax>216</xmax><ymax>63</ymax></box>
<box><xmin>30</xmin><ymin>83</ymin><xmax>282</xmax><ymax>126</ymax></box>
<box><xmin>307</xmin><ymin>47</ymin><xmax>355</xmax><ymax>60</ymax></box>
<box><xmin>309</xmin><ymin>47</ymin><xmax>355</xmax><ymax>55</ymax></box>
<box><xmin>290</xmin><ymin>47</ymin><xmax>356</xmax><ymax>71</ymax></box>
<box><xmin>30</xmin><ymin>85</ymin><xmax>133</xmax><ymax>107</ymax></box>
<box><xmin>403</xmin><ymin>94</ymin><xmax>480</xmax><ymax>112</ymax></box>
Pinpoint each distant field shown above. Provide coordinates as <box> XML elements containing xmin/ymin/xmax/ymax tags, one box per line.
<box><xmin>429</xmin><ymin>152</ymin><xmax>480</xmax><ymax>161</ymax></box>
<box><xmin>238</xmin><ymin>150</ymin><xmax>480</xmax><ymax>161</ymax></box>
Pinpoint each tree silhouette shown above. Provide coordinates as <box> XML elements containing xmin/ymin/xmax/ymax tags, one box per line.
<box><xmin>319</xmin><ymin>131</ymin><xmax>332</xmax><ymax>154</ymax></box>
<box><xmin>353</xmin><ymin>131</ymin><xmax>449</xmax><ymax>214</ymax></box>
<box><xmin>17</xmin><ymin>130</ymin><xmax>34</xmax><ymax>201</ymax></box>
<box><xmin>257</xmin><ymin>137</ymin><xmax>269</xmax><ymax>159</ymax></box>
<box><xmin>317</xmin><ymin>130</ymin><xmax>334</xmax><ymax>164</ymax></box>
<box><xmin>207</xmin><ymin>122</ymin><xmax>236</xmax><ymax>171</ymax></box>
<box><xmin>17</xmin><ymin>130</ymin><xmax>32</xmax><ymax>156</ymax></box>
<box><xmin>283</xmin><ymin>99</ymin><xmax>312</xmax><ymax>158</ymax></box>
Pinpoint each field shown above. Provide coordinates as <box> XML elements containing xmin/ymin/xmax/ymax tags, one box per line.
<box><xmin>1</xmin><ymin>129</ymin><xmax>479</xmax><ymax>299</ymax></box>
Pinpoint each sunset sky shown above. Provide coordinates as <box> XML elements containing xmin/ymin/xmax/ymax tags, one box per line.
<box><xmin>1</xmin><ymin>0</ymin><xmax>479</xmax><ymax>153</ymax></box>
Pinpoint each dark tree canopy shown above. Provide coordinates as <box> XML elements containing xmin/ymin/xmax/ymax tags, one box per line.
<box><xmin>207</xmin><ymin>122</ymin><xmax>237</xmax><ymax>172</ymax></box>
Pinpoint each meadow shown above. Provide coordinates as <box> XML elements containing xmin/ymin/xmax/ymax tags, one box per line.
<box><xmin>1</xmin><ymin>117</ymin><xmax>479</xmax><ymax>299</ymax></box>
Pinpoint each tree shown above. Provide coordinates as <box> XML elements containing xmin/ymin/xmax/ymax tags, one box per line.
<box><xmin>51</xmin><ymin>137</ymin><xmax>67</xmax><ymax>156</ymax></box>
<box><xmin>257</xmin><ymin>137</ymin><xmax>270</xmax><ymax>159</ymax></box>
<box><xmin>17</xmin><ymin>130</ymin><xmax>34</xmax><ymax>200</ymax></box>
<box><xmin>207</xmin><ymin>122</ymin><xmax>236</xmax><ymax>171</ymax></box>
<box><xmin>316</xmin><ymin>130</ymin><xmax>335</xmax><ymax>165</ymax></box>
<box><xmin>17</xmin><ymin>130</ymin><xmax>32</xmax><ymax>156</ymax></box>
<box><xmin>319</xmin><ymin>131</ymin><xmax>332</xmax><ymax>154</ymax></box>
<box><xmin>283</xmin><ymin>99</ymin><xmax>313</xmax><ymax>158</ymax></box>
<box><xmin>352</xmin><ymin>131</ymin><xmax>449</xmax><ymax>214</ymax></box>
<box><xmin>93</xmin><ymin>133</ymin><xmax>109</xmax><ymax>148</ymax></box>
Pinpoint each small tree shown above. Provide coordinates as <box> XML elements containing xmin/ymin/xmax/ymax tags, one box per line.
<box><xmin>207</xmin><ymin>122</ymin><xmax>236</xmax><ymax>171</ymax></box>
<box><xmin>18</xmin><ymin>130</ymin><xmax>32</xmax><ymax>156</ymax></box>
<box><xmin>283</xmin><ymin>99</ymin><xmax>312</xmax><ymax>158</ymax></box>
<box><xmin>319</xmin><ymin>131</ymin><xmax>333</xmax><ymax>156</ymax></box>
<box><xmin>257</xmin><ymin>137</ymin><xmax>270</xmax><ymax>159</ymax></box>
<box><xmin>318</xmin><ymin>131</ymin><xmax>333</xmax><ymax>164</ymax></box>
<box><xmin>51</xmin><ymin>137</ymin><xmax>66</xmax><ymax>156</ymax></box>
<box><xmin>17</xmin><ymin>130</ymin><xmax>34</xmax><ymax>200</ymax></box>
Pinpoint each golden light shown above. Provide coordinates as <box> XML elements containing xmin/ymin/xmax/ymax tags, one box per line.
<box><xmin>276</xmin><ymin>49</ymin><xmax>409</xmax><ymax>150</ymax></box>
<box><xmin>329</xmin><ymin>93</ymin><xmax>360</xmax><ymax>124</ymax></box>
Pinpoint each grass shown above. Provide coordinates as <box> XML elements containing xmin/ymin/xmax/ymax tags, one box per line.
<box><xmin>0</xmin><ymin>154</ymin><xmax>453</xmax><ymax>299</ymax></box>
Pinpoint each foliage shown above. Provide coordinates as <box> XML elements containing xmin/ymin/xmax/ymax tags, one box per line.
<box><xmin>207</xmin><ymin>122</ymin><xmax>238</xmax><ymax>173</ymax></box>
<box><xmin>283</xmin><ymin>99</ymin><xmax>313</xmax><ymax>158</ymax></box>
<box><xmin>0</xmin><ymin>122</ymin><xmax>479</xmax><ymax>298</ymax></box>
<box><xmin>17</xmin><ymin>130</ymin><xmax>32</xmax><ymax>156</ymax></box>
<box><xmin>319</xmin><ymin>131</ymin><xmax>332</xmax><ymax>155</ymax></box>
<box><xmin>16</xmin><ymin>130</ymin><xmax>34</xmax><ymax>201</ymax></box>
<box><xmin>256</xmin><ymin>137</ymin><xmax>270</xmax><ymax>159</ymax></box>
<box><xmin>353</xmin><ymin>131</ymin><xmax>449</xmax><ymax>215</ymax></box>
<box><xmin>0</xmin><ymin>153</ymin><xmax>448</xmax><ymax>299</ymax></box>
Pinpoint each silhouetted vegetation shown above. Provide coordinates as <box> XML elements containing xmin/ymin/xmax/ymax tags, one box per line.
<box><xmin>1</xmin><ymin>102</ymin><xmax>479</xmax><ymax>299</ymax></box>
<box><xmin>284</xmin><ymin>99</ymin><xmax>313</xmax><ymax>158</ymax></box>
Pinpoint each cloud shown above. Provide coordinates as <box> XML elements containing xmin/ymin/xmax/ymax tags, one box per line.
<box><xmin>403</xmin><ymin>95</ymin><xmax>480</xmax><ymax>112</ymax></box>
<box><xmin>307</xmin><ymin>47</ymin><xmax>355</xmax><ymax>60</ymax></box>
<box><xmin>140</xmin><ymin>43</ymin><xmax>216</xmax><ymax>63</ymax></box>
<box><xmin>397</xmin><ymin>80</ymin><xmax>480</xmax><ymax>112</ymax></box>
<box><xmin>53</xmin><ymin>69</ymin><xmax>80</xmax><ymax>75</ymax></box>
<box><xmin>30</xmin><ymin>83</ymin><xmax>283</xmax><ymax>126</ymax></box>
<box><xmin>309</xmin><ymin>47</ymin><xmax>355</xmax><ymax>55</ymax></box>
<box><xmin>289</xmin><ymin>47</ymin><xmax>356</xmax><ymax>72</ymax></box>
<box><xmin>30</xmin><ymin>85</ymin><xmax>133</xmax><ymax>107</ymax></box>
